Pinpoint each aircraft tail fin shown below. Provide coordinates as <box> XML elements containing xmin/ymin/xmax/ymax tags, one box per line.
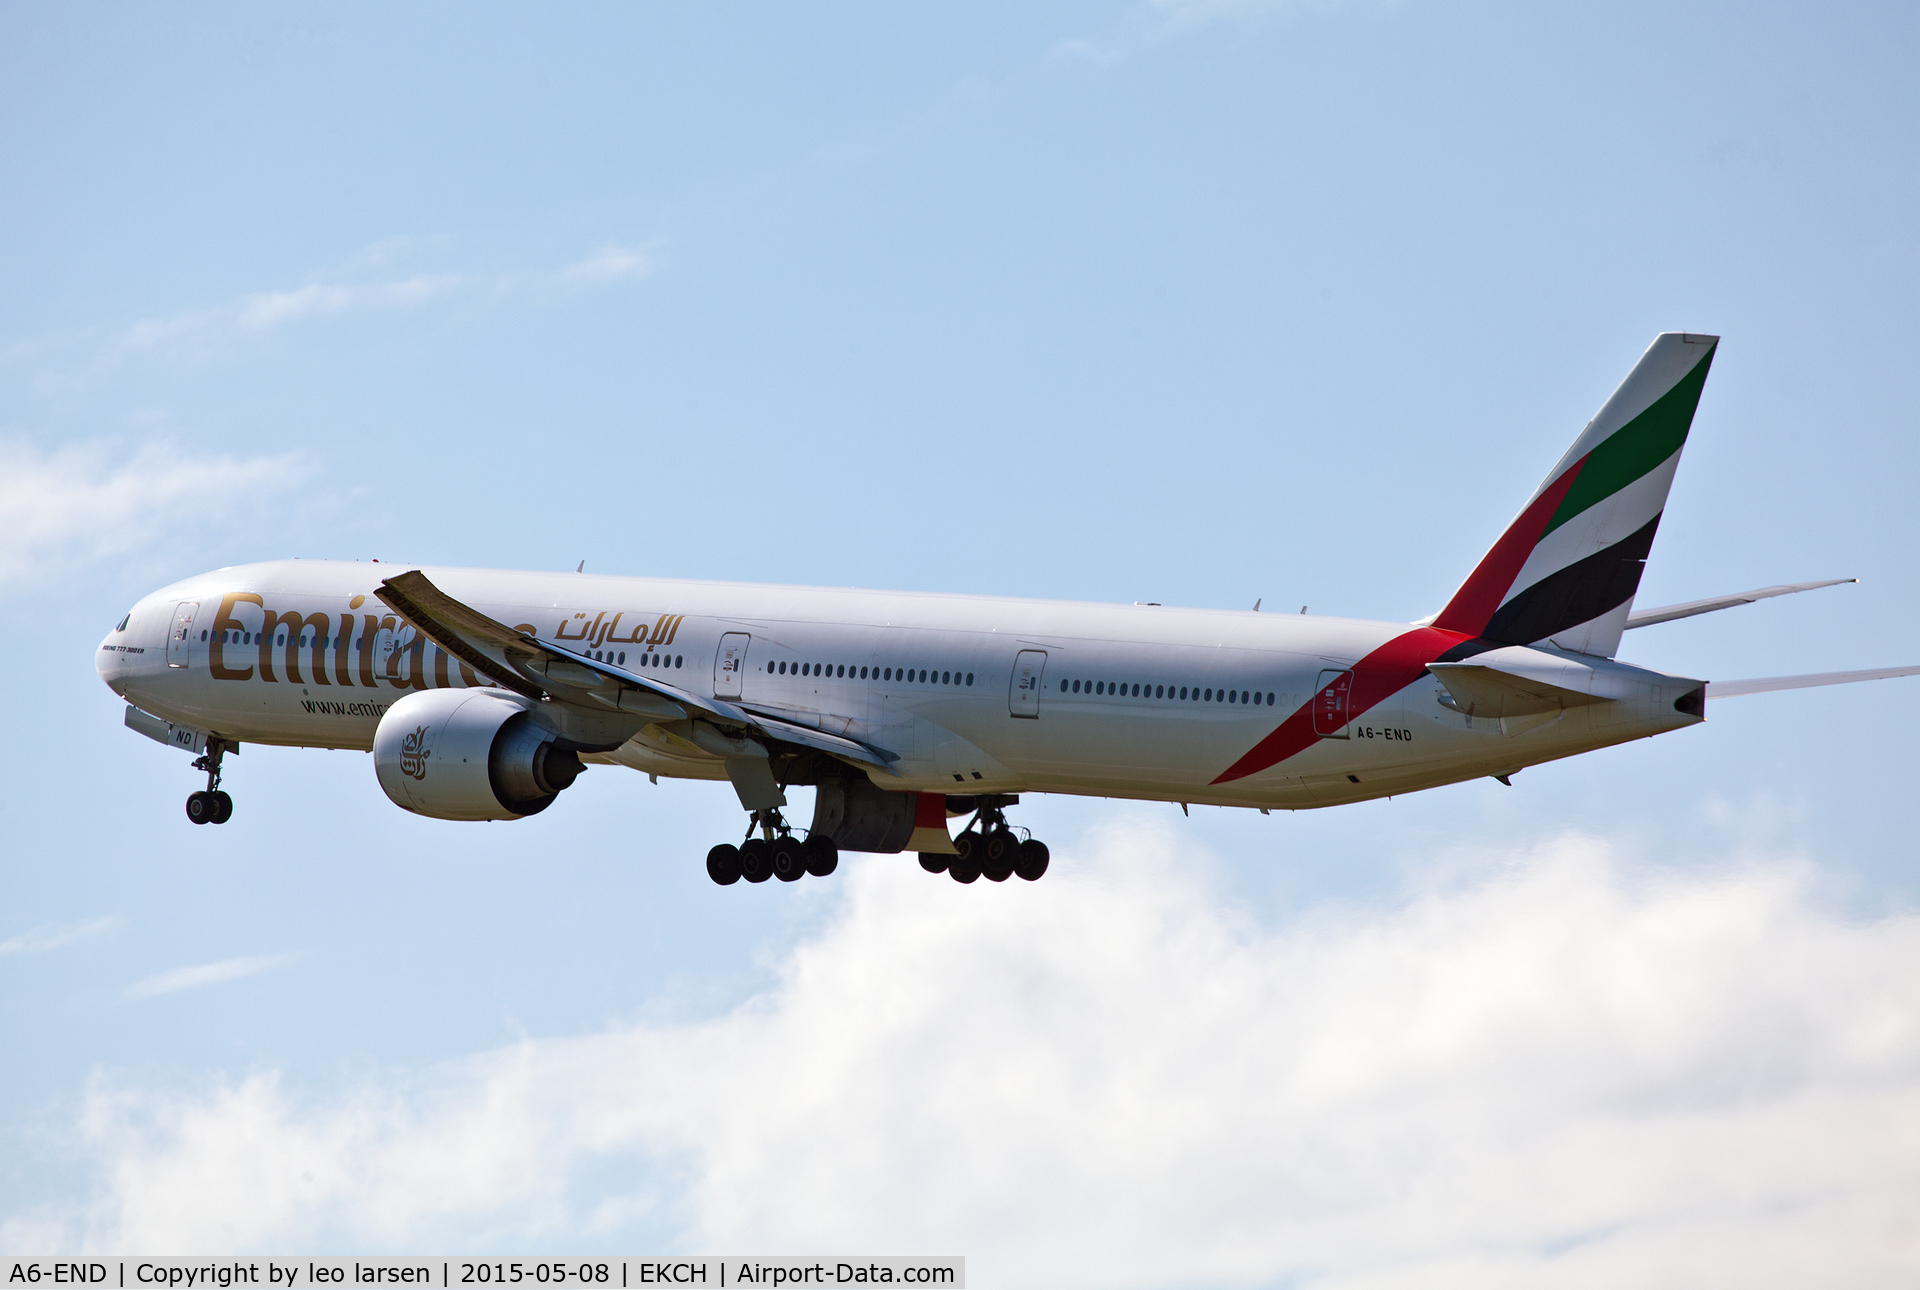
<box><xmin>1431</xmin><ymin>332</ymin><xmax>1718</xmax><ymax>657</ymax></box>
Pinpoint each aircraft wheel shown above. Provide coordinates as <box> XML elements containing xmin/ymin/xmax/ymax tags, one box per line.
<box><xmin>185</xmin><ymin>792</ymin><xmax>213</xmax><ymax>825</ymax></box>
<box><xmin>1013</xmin><ymin>839</ymin><xmax>1050</xmax><ymax>881</ymax></box>
<box><xmin>984</xmin><ymin>827</ymin><xmax>1017</xmax><ymax>866</ymax></box>
<box><xmin>950</xmin><ymin>830</ymin><xmax>983</xmax><ymax>882</ymax></box>
<box><xmin>209</xmin><ymin>791</ymin><xmax>233</xmax><ymax>825</ymax></box>
<box><xmin>707</xmin><ymin>844</ymin><xmax>743</xmax><ymax>886</ymax></box>
<box><xmin>982</xmin><ymin>828</ymin><xmax>1018</xmax><ymax>881</ymax></box>
<box><xmin>803</xmin><ymin>836</ymin><xmax>839</xmax><ymax>877</ymax></box>
<box><xmin>771</xmin><ymin>835</ymin><xmax>808</xmax><ymax>882</ymax></box>
<box><xmin>981</xmin><ymin>849</ymin><xmax>1014</xmax><ymax>883</ymax></box>
<box><xmin>918</xmin><ymin>852</ymin><xmax>949</xmax><ymax>874</ymax></box>
<box><xmin>740</xmin><ymin>838</ymin><xmax>773</xmax><ymax>883</ymax></box>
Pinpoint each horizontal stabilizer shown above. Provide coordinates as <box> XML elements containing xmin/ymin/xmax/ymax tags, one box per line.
<box><xmin>1627</xmin><ymin>578</ymin><xmax>1855</xmax><ymax>629</ymax></box>
<box><xmin>1707</xmin><ymin>665</ymin><xmax>1920</xmax><ymax>698</ymax></box>
<box><xmin>1426</xmin><ymin>663</ymin><xmax>1610</xmax><ymax>719</ymax></box>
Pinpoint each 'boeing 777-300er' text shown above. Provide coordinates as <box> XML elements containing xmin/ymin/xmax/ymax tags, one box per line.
<box><xmin>99</xmin><ymin>334</ymin><xmax>1918</xmax><ymax>885</ymax></box>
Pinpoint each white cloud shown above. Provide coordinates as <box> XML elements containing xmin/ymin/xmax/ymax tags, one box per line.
<box><xmin>0</xmin><ymin>438</ymin><xmax>305</xmax><ymax>592</ymax></box>
<box><xmin>560</xmin><ymin>246</ymin><xmax>652</xmax><ymax>284</ymax></box>
<box><xmin>127</xmin><ymin>954</ymin><xmax>298</xmax><ymax>1001</ymax></box>
<box><xmin>122</xmin><ymin>309</ymin><xmax>221</xmax><ymax>350</ymax></box>
<box><xmin>236</xmin><ymin>275</ymin><xmax>462</xmax><ymax>331</ymax></box>
<box><xmin>0</xmin><ymin>916</ymin><xmax>124</xmax><ymax>958</ymax></box>
<box><xmin>11</xmin><ymin>826</ymin><xmax>1920</xmax><ymax>1282</ymax></box>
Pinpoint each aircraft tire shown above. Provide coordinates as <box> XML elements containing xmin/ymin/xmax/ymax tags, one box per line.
<box><xmin>948</xmin><ymin>854</ymin><xmax>982</xmax><ymax>883</ymax></box>
<box><xmin>803</xmin><ymin>837</ymin><xmax>839</xmax><ymax>877</ymax></box>
<box><xmin>707</xmin><ymin>844</ymin><xmax>743</xmax><ymax>886</ymax></box>
<box><xmin>209</xmin><ymin>791</ymin><xmax>233</xmax><ymax>825</ymax></box>
<box><xmin>917</xmin><ymin>852</ymin><xmax>949</xmax><ymax>874</ymax></box>
<box><xmin>771</xmin><ymin>835</ymin><xmax>807</xmax><ymax>882</ymax></box>
<box><xmin>984</xmin><ymin>827</ymin><xmax>1017</xmax><ymax>866</ymax></box>
<box><xmin>981</xmin><ymin>846</ymin><xmax>1014</xmax><ymax>883</ymax></box>
<box><xmin>185</xmin><ymin>791</ymin><xmax>213</xmax><ymax>825</ymax></box>
<box><xmin>740</xmin><ymin>838</ymin><xmax>773</xmax><ymax>883</ymax></box>
<box><xmin>1013</xmin><ymin>839</ymin><xmax>1050</xmax><ymax>881</ymax></box>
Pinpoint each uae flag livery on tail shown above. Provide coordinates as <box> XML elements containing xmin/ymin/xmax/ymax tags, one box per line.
<box><xmin>1432</xmin><ymin>332</ymin><xmax>1718</xmax><ymax>658</ymax></box>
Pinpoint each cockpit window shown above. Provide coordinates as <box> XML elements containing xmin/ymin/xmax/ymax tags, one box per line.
<box><xmin>116</xmin><ymin>614</ymin><xmax>130</xmax><ymax>632</ymax></box>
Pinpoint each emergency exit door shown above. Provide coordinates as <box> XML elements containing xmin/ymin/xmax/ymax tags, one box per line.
<box><xmin>1008</xmin><ymin>650</ymin><xmax>1048</xmax><ymax>718</ymax></box>
<box><xmin>714</xmin><ymin>633</ymin><xmax>751</xmax><ymax>698</ymax></box>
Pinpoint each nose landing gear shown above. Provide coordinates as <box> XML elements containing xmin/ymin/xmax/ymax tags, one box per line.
<box><xmin>705</xmin><ymin>807</ymin><xmax>839</xmax><ymax>887</ymax></box>
<box><xmin>185</xmin><ymin>740</ymin><xmax>234</xmax><ymax>826</ymax></box>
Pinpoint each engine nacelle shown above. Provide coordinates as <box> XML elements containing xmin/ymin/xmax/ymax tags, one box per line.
<box><xmin>373</xmin><ymin>689</ymin><xmax>584</xmax><ymax>821</ymax></box>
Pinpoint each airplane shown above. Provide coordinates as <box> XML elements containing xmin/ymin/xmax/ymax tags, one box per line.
<box><xmin>97</xmin><ymin>333</ymin><xmax>1919</xmax><ymax>886</ymax></box>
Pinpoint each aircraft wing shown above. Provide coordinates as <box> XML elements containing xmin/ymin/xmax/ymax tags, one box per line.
<box><xmin>1626</xmin><ymin>578</ymin><xmax>1855</xmax><ymax>629</ymax></box>
<box><xmin>376</xmin><ymin>570</ymin><xmax>898</xmax><ymax>773</ymax></box>
<box><xmin>1706</xmin><ymin>665</ymin><xmax>1920</xmax><ymax>698</ymax></box>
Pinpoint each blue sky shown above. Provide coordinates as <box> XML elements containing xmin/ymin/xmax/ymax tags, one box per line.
<box><xmin>4</xmin><ymin>1</ymin><xmax>1919</xmax><ymax>1281</ymax></box>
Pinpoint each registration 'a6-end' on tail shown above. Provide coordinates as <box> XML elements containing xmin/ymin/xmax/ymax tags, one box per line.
<box><xmin>99</xmin><ymin>334</ymin><xmax>1920</xmax><ymax>886</ymax></box>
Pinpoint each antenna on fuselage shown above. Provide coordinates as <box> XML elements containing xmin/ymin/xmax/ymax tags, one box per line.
<box><xmin>1251</xmin><ymin>599</ymin><xmax>1261</xmax><ymax>612</ymax></box>
<box><xmin>577</xmin><ymin>560</ymin><xmax>586</xmax><ymax>573</ymax></box>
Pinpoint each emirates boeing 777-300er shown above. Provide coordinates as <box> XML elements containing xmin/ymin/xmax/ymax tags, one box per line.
<box><xmin>98</xmin><ymin>334</ymin><xmax>1918</xmax><ymax>885</ymax></box>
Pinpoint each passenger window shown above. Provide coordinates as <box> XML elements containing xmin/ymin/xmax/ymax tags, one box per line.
<box><xmin>966</xmin><ymin>673</ymin><xmax>973</xmax><ymax>685</ymax></box>
<box><xmin>839</xmin><ymin>665</ymin><xmax>846</xmax><ymax>678</ymax></box>
<box><xmin>1268</xmin><ymin>692</ymin><xmax>1276</xmax><ymax>705</ymax></box>
<box><xmin>942</xmin><ymin>671</ymin><xmax>950</xmax><ymax>684</ymax></box>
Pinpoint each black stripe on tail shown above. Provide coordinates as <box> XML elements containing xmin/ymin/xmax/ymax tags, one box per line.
<box><xmin>1481</xmin><ymin>515</ymin><xmax>1662</xmax><ymax>648</ymax></box>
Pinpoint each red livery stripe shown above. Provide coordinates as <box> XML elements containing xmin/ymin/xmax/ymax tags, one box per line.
<box><xmin>914</xmin><ymin>791</ymin><xmax>947</xmax><ymax>829</ymax></box>
<box><xmin>1211</xmin><ymin>626</ymin><xmax>1471</xmax><ymax>784</ymax></box>
<box><xmin>1430</xmin><ymin>456</ymin><xmax>1586</xmax><ymax>638</ymax></box>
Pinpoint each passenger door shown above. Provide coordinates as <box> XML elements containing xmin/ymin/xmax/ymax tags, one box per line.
<box><xmin>1313</xmin><ymin>668</ymin><xmax>1353</xmax><ymax>737</ymax></box>
<box><xmin>714</xmin><ymin>632</ymin><xmax>751</xmax><ymax>698</ymax></box>
<box><xmin>1008</xmin><ymin>649</ymin><xmax>1048</xmax><ymax>719</ymax></box>
<box><xmin>166</xmin><ymin>601</ymin><xmax>199</xmax><ymax>669</ymax></box>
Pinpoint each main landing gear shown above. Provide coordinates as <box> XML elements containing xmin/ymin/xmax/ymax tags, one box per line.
<box><xmin>185</xmin><ymin>740</ymin><xmax>234</xmax><ymax>826</ymax></box>
<box><xmin>919</xmin><ymin>800</ymin><xmax>1049</xmax><ymax>885</ymax></box>
<box><xmin>706</xmin><ymin>808</ymin><xmax>839</xmax><ymax>887</ymax></box>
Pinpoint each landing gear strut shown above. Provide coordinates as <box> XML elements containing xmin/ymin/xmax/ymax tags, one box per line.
<box><xmin>185</xmin><ymin>740</ymin><xmax>234</xmax><ymax>826</ymax></box>
<box><xmin>923</xmin><ymin>798</ymin><xmax>1048</xmax><ymax>884</ymax></box>
<box><xmin>706</xmin><ymin>807</ymin><xmax>839</xmax><ymax>887</ymax></box>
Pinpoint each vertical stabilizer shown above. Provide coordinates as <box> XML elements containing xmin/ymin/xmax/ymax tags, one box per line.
<box><xmin>1431</xmin><ymin>332</ymin><xmax>1718</xmax><ymax>657</ymax></box>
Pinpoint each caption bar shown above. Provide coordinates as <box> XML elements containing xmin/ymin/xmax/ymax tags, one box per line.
<box><xmin>5</xmin><ymin>1262</ymin><xmax>962</xmax><ymax>1290</ymax></box>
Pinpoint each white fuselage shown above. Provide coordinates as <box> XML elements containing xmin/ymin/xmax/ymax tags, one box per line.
<box><xmin>98</xmin><ymin>560</ymin><xmax>1704</xmax><ymax>810</ymax></box>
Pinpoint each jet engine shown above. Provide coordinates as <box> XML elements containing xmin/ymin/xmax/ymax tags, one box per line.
<box><xmin>373</xmin><ymin>689</ymin><xmax>584</xmax><ymax>821</ymax></box>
